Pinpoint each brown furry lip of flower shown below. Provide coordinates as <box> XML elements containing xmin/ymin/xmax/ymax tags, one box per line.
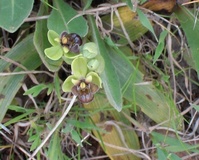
<box><xmin>71</xmin><ymin>79</ymin><xmax>99</xmax><ymax>103</ymax></box>
<box><xmin>60</xmin><ymin>32</ymin><xmax>82</xmax><ymax>53</ymax></box>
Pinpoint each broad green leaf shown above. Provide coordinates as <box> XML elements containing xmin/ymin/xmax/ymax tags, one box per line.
<box><xmin>175</xmin><ymin>6</ymin><xmax>199</xmax><ymax>78</ymax></box>
<box><xmin>105</xmin><ymin>39</ymin><xmax>182</xmax><ymax>128</ymax></box>
<box><xmin>0</xmin><ymin>35</ymin><xmax>42</xmax><ymax>123</ymax></box>
<box><xmin>137</xmin><ymin>8</ymin><xmax>158</xmax><ymax>42</ymax></box>
<box><xmin>47</xmin><ymin>0</ymin><xmax>88</xmax><ymax>36</ymax></box>
<box><xmin>0</xmin><ymin>0</ymin><xmax>33</xmax><ymax>33</ymax></box>
<box><xmin>33</xmin><ymin>3</ymin><xmax>62</xmax><ymax>72</ymax></box>
<box><xmin>88</xmin><ymin>16</ymin><xmax>123</xmax><ymax>112</ymax></box>
<box><xmin>153</xmin><ymin>30</ymin><xmax>168</xmax><ymax>64</ymax></box>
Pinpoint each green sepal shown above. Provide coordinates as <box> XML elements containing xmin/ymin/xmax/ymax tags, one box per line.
<box><xmin>82</xmin><ymin>42</ymin><xmax>98</xmax><ymax>59</ymax></box>
<box><xmin>85</xmin><ymin>75</ymin><xmax>92</xmax><ymax>82</ymax></box>
<box><xmin>47</xmin><ymin>30</ymin><xmax>60</xmax><ymax>46</ymax></box>
<box><xmin>62</xmin><ymin>75</ymin><xmax>77</xmax><ymax>92</ymax></box>
<box><xmin>87</xmin><ymin>58</ymin><xmax>99</xmax><ymax>71</ymax></box>
<box><xmin>92</xmin><ymin>55</ymin><xmax>105</xmax><ymax>74</ymax></box>
<box><xmin>63</xmin><ymin>52</ymin><xmax>81</xmax><ymax>59</ymax></box>
<box><xmin>44</xmin><ymin>45</ymin><xmax>63</xmax><ymax>61</ymax></box>
<box><xmin>72</xmin><ymin>56</ymin><xmax>88</xmax><ymax>79</ymax></box>
<box><xmin>87</xmin><ymin>72</ymin><xmax>102</xmax><ymax>88</ymax></box>
<box><xmin>62</xmin><ymin>52</ymin><xmax>82</xmax><ymax>64</ymax></box>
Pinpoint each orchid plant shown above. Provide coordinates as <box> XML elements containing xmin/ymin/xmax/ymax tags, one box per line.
<box><xmin>44</xmin><ymin>30</ymin><xmax>104</xmax><ymax>103</ymax></box>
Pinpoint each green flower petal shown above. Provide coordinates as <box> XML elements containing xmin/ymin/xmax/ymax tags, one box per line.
<box><xmin>62</xmin><ymin>75</ymin><xmax>77</xmax><ymax>92</ymax></box>
<box><xmin>47</xmin><ymin>30</ymin><xmax>60</xmax><ymax>46</ymax></box>
<box><xmin>86</xmin><ymin>72</ymin><xmax>102</xmax><ymax>88</ymax></box>
<box><xmin>44</xmin><ymin>46</ymin><xmax>63</xmax><ymax>61</ymax></box>
<box><xmin>82</xmin><ymin>42</ymin><xmax>98</xmax><ymax>59</ymax></box>
<box><xmin>85</xmin><ymin>75</ymin><xmax>92</xmax><ymax>82</ymax></box>
<box><xmin>72</xmin><ymin>56</ymin><xmax>87</xmax><ymax>79</ymax></box>
<box><xmin>71</xmin><ymin>78</ymin><xmax>80</xmax><ymax>85</ymax></box>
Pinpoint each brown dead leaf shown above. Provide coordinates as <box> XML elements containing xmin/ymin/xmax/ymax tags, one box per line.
<box><xmin>141</xmin><ymin>0</ymin><xmax>176</xmax><ymax>12</ymax></box>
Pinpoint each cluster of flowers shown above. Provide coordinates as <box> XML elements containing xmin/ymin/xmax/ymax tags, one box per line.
<box><xmin>44</xmin><ymin>30</ymin><xmax>104</xmax><ymax>103</ymax></box>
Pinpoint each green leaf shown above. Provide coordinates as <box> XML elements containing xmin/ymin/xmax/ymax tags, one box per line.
<box><xmin>137</xmin><ymin>8</ymin><xmax>158</xmax><ymax>42</ymax></box>
<box><xmin>88</xmin><ymin>16</ymin><xmax>123</xmax><ymax>112</ymax></box>
<box><xmin>168</xmin><ymin>154</ymin><xmax>182</xmax><ymax>160</ymax></box>
<box><xmin>83</xmin><ymin>0</ymin><xmax>93</xmax><ymax>11</ymax></box>
<box><xmin>68</xmin><ymin>119</ymin><xmax>100</xmax><ymax>130</ymax></box>
<box><xmin>0</xmin><ymin>35</ymin><xmax>41</xmax><ymax>123</ymax></box>
<box><xmin>105</xmin><ymin>38</ymin><xmax>182</xmax><ymax>128</ymax></box>
<box><xmin>153</xmin><ymin>30</ymin><xmax>168</xmax><ymax>64</ymax></box>
<box><xmin>175</xmin><ymin>6</ymin><xmax>199</xmax><ymax>78</ymax></box>
<box><xmin>72</xmin><ymin>57</ymin><xmax>88</xmax><ymax>79</ymax></box>
<box><xmin>71</xmin><ymin>130</ymin><xmax>82</xmax><ymax>147</ymax></box>
<box><xmin>33</xmin><ymin>2</ymin><xmax>62</xmax><ymax>72</ymax></box>
<box><xmin>123</xmin><ymin>0</ymin><xmax>137</xmax><ymax>11</ymax></box>
<box><xmin>48</xmin><ymin>131</ymin><xmax>65</xmax><ymax>159</ymax></box>
<box><xmin>0</xmin><ymin>0</ymin><xmax>34</xmax><ymax>33</ymax></box>
<box><xmin>192</xmin><ymin>104</ymin><xmax>199</xmax><ymax>112</ymax></box>
<box><xmin>23</xmin><ymin>84</ymin><xmax>48</xmax><ymax>97</ymax></box>
<box><xmin>54</xmin><ymin>74</ymin><xmax>61</xmax><ymax>103</ymax></box>
<box><xmin>47</xmin><ymin>0</ymin><xmax>88</xmax><ymax>36</ymax></box>
<box><xmin>44</xmin><ymin>46</ymin><xmax>63</xmax><ymax>60</ymax></box>
<box><xmin>4</xmin><ymin>110</ymin><xmax>34</xmax><ymax>127</ymax></box>
<box><xmin>30</xmin><ymin>135</ymin><xmax>41</xmax><ymax>151</ymax></box>
<box><xmin>157</xmin><ymin>148</ymin><xmax>167</xmax><ymax>160</ymax></box>
<box><xmin>28</xmin><ymin>134</ymin><xmax>37</xmax><ymax>142</ymax></box>
<box><xmin>8</xmin><ymin>105</ymin><xmax>34</xmax><ymax>113</ymax></box>
<box><xmin>151</xmin><ymin>132</ymin><xmax>199</xmax><ymax>153</ymax></box>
